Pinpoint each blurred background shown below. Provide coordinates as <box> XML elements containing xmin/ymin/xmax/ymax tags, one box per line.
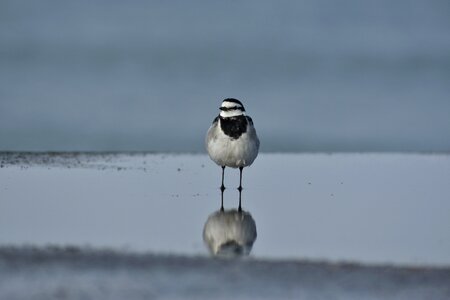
<box><xmin>1</xmin><ymin>0</ymin><xmax>449</xmax><ymax>152</ymax></box>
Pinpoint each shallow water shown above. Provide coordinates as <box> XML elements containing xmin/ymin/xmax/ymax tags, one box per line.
<box><xmin>1</xmin><ymin>152</ymin><xmax>449</xmax><ymax>266</ymax></box>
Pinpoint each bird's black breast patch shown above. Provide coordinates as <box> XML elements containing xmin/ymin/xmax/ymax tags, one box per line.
<box><xmin>220</xmin><ymin>116</ymin><xmax>248</xmax><ymax>139</ymax></box>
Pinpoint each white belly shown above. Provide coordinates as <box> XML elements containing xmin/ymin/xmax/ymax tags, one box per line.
<box><xmin>206</xmin><ymin>123</ymin><xmax>259</xmax><ymax>168</ymax></box>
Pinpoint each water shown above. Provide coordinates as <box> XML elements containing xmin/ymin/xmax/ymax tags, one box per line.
<box><xmin>2</xmin><ymin>152</ymin><xmax>450</xmax><ymax>266</ymax></box>
<box><xmin>1</xmin><ymin>152</ymin><xmax>450</xmax><ymax>298</ymax></box>
<box><xmin>1</xmin><ymin>0</ymin><xmax>450</xmax><ymax>152</ymax></box>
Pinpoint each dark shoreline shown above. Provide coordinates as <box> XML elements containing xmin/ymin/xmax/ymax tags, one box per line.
<box><xmin>1</xmin><ymin>151</ymin><xmax>449</xmax><ymax>168</ymax></box>
<box><xmin>1</xmin><ymin>246</ymin><xmax>449</xmax><ymax>300</ymax></box>
<box><xmin>2</xmin><ymin>245</ymin><xmax>450</xmax><ymax>271</ymax></box>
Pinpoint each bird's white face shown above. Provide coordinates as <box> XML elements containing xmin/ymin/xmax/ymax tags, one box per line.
<box><xmin>219</xmin><ymin>99</ymin><xmax>246</xmax><ymax>118</ymax></box>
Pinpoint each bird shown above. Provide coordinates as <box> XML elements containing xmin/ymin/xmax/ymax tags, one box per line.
<box><xmin>205</xmin><ymin>98</ymin><xmax>260</xmax><ymax>211</ymax></box>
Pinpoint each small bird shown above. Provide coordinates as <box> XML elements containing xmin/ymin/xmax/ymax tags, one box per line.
<box><xmin>205</xmin><ymin>98</ymin><xmax>260</xmax><ymax>210</ymax></box>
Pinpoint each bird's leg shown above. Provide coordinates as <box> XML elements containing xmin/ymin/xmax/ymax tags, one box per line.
<box><xmin>238</xmin><ymin>166</ymin><xmax>243</xmax><ymax>211</ymax></box>
<box><xmin>220</xmin><ymin>166</ymin><xmax>226</xmax><ymax>192</ymax></box>
<box><xmin>220</xmin><ymin>187</ymin><xmax>224</xmax><ymax>211</ymax></box>
<box><xmin>238</xmin><ymin>167</ymin><xmax>243</xmax><ymax>192</ymax></box>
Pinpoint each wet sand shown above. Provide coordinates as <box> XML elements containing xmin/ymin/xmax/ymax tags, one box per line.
<box><xmin>1</xmin><ymin>246</ymin><xmax>449</xmax><ymax>300</ymax></box>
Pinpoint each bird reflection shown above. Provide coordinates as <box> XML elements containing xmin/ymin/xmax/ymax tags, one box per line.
<box><xmin>203</xmin><ymin>189</ymin><xmax>257</xmax><ymax>257</ymax></box>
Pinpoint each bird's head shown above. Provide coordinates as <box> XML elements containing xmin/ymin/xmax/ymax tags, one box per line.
<box><xmin>219</xmin><ymin>98</ymin><xmax>246</xmax><ymax>118</ymax></box>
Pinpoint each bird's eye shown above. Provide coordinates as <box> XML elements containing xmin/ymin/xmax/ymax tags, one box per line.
<box><xmin>220</xmin><ymin>106</ymin><xmax>245</xmax><ymax>111</ymax></box>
